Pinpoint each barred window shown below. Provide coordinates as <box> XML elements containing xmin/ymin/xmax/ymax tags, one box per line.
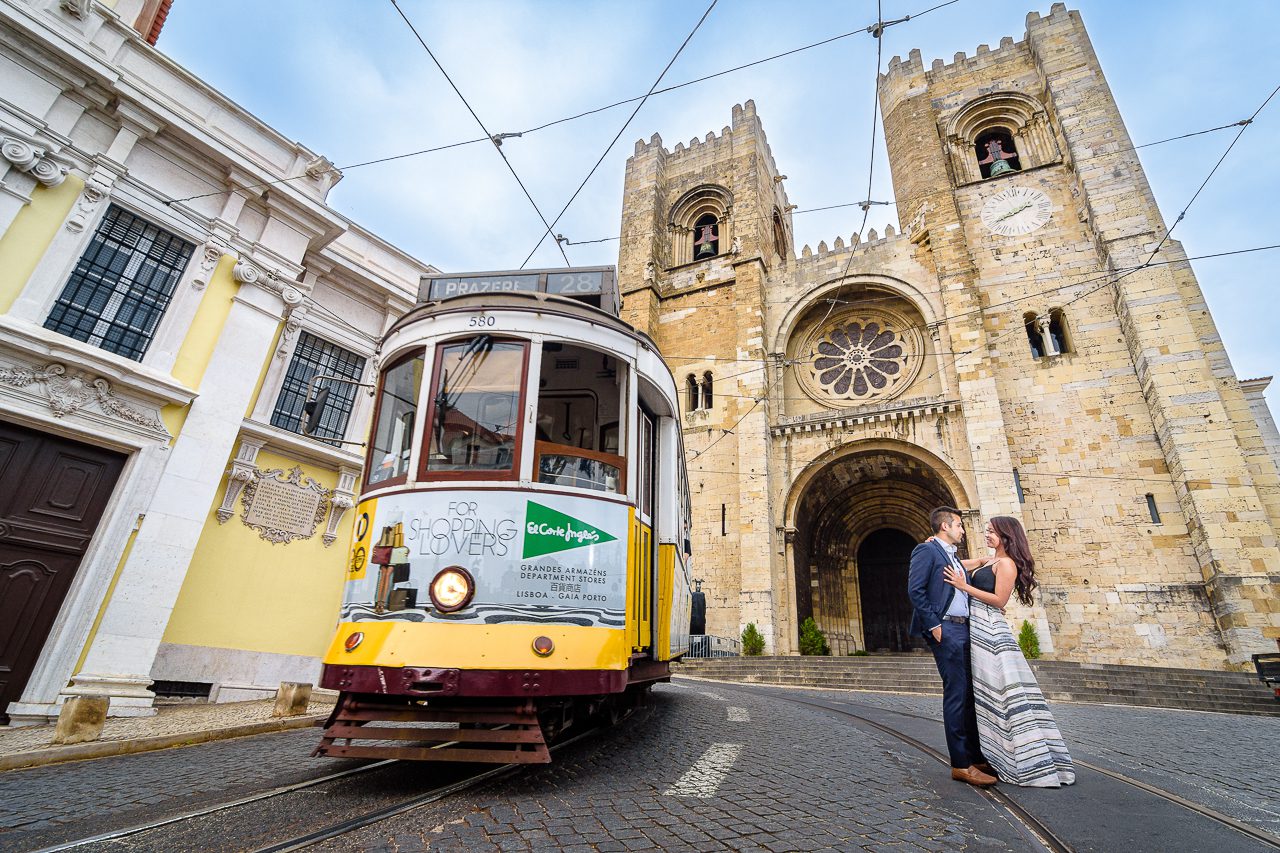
<box><xmin>271</xmin><ymin>331</ymin><xmax>366</xmax><ymax>442</ymax></box>
<box><xmin>44</xmin><ymin>205</ymin><xmax>195</xmax><ymax>360</ymax></box>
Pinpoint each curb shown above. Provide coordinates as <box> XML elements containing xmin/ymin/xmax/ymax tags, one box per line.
<box><xmin>0</xmin><ymin>713</ymin><xmax>327</xmax><ymax>773</ymax></box>
<box><xmin>671</xmin><ymin>673</ymin><xmax>1280</xmax><ymax>718</ymax></box>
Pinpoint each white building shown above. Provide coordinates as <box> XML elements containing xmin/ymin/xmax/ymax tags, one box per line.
<box><xmin>0</xmin><ymin>0</ymin><xmax>436</xmax><ymax>723</ymax></box>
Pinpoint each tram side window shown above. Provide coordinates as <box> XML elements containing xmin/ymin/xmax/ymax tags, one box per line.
<box><xmin>366</xmin><ymin>351</ymin><xmax>424</xmax><ymax>486</ymax></box>
<box><xmin>423</xmin><ymin>339</ymin><xmax>526</xmax><ymax>477</ymax></box>
<box><xmin>534</xmin><ymin>343</ymin><xmax>625</xmax><ymax>493</ymax></box>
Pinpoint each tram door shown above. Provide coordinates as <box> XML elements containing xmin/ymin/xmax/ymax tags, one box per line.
<box><xmin>631</xmin><ymin>411</ymin><xmax>655</xmax><ymax>653</ymax></box>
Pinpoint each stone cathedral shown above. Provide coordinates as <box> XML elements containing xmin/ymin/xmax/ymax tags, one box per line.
<box><xmin>616</xmin><ymin>4</ymin><xmax>1279</xmax><ymax>669</ymax></box>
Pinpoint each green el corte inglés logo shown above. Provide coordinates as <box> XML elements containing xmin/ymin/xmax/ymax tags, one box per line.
<box><xmin>522</xmin><ymin>501</ymin><xmax>617</xmax><ymax>558</ymax></box>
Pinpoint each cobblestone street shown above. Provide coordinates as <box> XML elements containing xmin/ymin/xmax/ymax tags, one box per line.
<box><xmin>2</xmin><ymin>681</ymin><xmax>1277</xmax><ymax>852</ymax></box>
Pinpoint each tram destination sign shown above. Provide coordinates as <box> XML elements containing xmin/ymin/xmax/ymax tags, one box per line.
<box><xmin>420</xmin><ymin>266</ymin><xmax>614</xmax><ymax>303</ymax></box>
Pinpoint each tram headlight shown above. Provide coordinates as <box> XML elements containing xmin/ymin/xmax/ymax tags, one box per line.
<box><xmin>430</xmin><ymin>566</ymin><xmax>475</xmax><ymax>612</ymax></box>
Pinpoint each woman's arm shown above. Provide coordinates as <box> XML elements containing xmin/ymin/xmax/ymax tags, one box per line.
<box><xmin>942</xmin><ymin>558</ymin><xmax>1016</xmax><ymax>609</ymax></box>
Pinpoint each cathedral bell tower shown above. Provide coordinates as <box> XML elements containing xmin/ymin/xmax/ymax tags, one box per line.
<box><xmin>878</xmin><ymin>3</ymin><xmax>1280</xmax><ymax>666</ymax></box>
<box><xmin>616</xmin><ymin>100</ymin><xmax>794</xmax><ymax>649</ymax></box>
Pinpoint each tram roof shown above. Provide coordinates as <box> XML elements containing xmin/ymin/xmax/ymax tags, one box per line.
<box><xmin>388</xmin><ymin>289</ymin><xmax>662</xmax><ymax>358</ymax></box>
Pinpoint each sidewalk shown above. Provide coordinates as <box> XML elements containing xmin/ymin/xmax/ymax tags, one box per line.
<box><xmin>0</xmin><ymin>696</ymin><xmax>336</xmax><ymax>772</ymax></box>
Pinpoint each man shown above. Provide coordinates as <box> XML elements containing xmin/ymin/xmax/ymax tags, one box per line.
<box><xmin>907</xmin><ymin>506</ymin><xmax>997</xmax><ymax>787</ymax></box>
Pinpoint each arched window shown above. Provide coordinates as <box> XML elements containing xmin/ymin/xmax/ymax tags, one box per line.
<box><xmin>1024</xmin><ymin>313</ymin><xmax>1045</xmax><ymax>358</ymax></box>
<box><xmin>772</xmin><ymin>209</ymin><xmax>788</xmax><ymax>258</ymax></box>
<box><xmin>668</xmin><ymin>184</ymin><xmax>732</xmax><ymax>266</ymax></box>
<box><xmin>693</xmin><ymin>213</ymin><xmax>719</xmax><ymax>260</ymax></box>
<box><xmin>1047</xmin><ymin>308</ymin><xmax>1071</xmax><ymax>354</ymax></box>
<box><xmin>1026</xmin><ymin>309</ymin><xmax>1071</xmax><ymax>358</ymax></box>
<box><xmin>945</xmin><ymin>92</ymin><xmax>1060</xmax><ymax>185</ymax></box>
<box><xmin>975</xmin><ymin>128</ymin><xmax>1021</xmax><ymax>179</ymax></box>
<box><xmin>701</xmin><ymin>371</ymin><xmax>714</xmax><ymax>409</ymax></box>
<box><xmin>686</xmin><ymin>374</ymin><xmax>700</xmax><ymax>411</ymax></box>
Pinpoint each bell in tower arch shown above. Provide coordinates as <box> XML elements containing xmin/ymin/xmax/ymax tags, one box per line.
<box><xmin>977</xmin><ymin>135</ymin><xmax>1020</xmax><ymax>178</ymax></box>
<box><xmin>693</xmin><ymin>220</ymin><xmax>719</xmax><ymax>258</ymax></box>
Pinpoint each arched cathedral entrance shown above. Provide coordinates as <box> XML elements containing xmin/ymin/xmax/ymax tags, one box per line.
<box><xmin>790</xmin><ymin>444</ymin><xmax>968</xmax><ymax>654</ymax></box>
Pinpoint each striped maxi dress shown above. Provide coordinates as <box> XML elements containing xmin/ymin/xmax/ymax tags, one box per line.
<box><xmin>968</xmin><ymin>563</ymin><xmax>1076</xmax><ymax>787</ymax></box>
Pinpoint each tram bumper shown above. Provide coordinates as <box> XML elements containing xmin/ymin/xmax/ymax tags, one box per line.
<box><xmin>320</xmin><ymin>663</ymin><xmax>628</xmax><ymax>697</ymax></box>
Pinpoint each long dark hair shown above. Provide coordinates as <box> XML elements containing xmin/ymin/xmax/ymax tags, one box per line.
<box><xmin>990</xmin><ymin>515</ymin><xmax>1038</xmax><ymax>606</ymax></box>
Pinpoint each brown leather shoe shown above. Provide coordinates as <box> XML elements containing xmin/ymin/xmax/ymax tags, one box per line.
<box><xmin>952</xmin><ymin>766</ymin><xmax>998</xmax><ymax>787</ymax></box>
<box><xmin>974</xmin><ymin>761</ymin><xmax>996</xmax><ymax>776</ymax></box>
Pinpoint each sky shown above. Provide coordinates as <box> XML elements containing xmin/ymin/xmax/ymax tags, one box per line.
<box><xmin>158</xmin><ymin>1</ymin><xmax>1279</xmax><ymax>414</ymax></box>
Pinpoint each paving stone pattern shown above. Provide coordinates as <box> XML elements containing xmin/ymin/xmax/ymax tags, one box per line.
<box><xmin>770</xmin><ymin>684</ymin><xmax>1280</xmax><ymax>839</ymax></box>
<box><xmin>0</xmin><ymin>728</ymin><xmax>358</xmax><ymax>849</ymax></box>
<box><xmin>312</xmin><ymin>683</ymin><xmax>1032</xmax><ymax>852</ymax></box>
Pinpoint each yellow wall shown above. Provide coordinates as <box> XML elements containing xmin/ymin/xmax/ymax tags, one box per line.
<box><xmin>0</xmin><ymin>177</ymin><xmax>83</xmax><ymax>313</ymax></box>
<box><xmin>162</xmin><ymin>448</ymin><xmax>353</xmax><ymax>658</ymax></box>
<box><xmin>172</xmin><ymin>254</ymin><xmax>240</xmax><ymax>389</ymax></box>
<box><xmin>158</xmin><ymin>254</ymin><xmax>244</xmax><ymax>439</ymax></box>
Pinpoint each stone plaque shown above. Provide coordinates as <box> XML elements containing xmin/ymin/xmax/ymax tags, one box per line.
<box><xmin>240</xmin><ymin>466</ymin><xmax>330</xmax><ymax>544</ymax></box>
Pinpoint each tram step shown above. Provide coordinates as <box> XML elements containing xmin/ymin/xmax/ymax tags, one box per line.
<box><xmin>324</xmin><ymin>724</ymin><xmax>545</xmax><ymax>744</ymax></box>
<box><xmin>321</xmin><ymin>742</ymin><xmax>551</xmax><ymax>763</ymax></box>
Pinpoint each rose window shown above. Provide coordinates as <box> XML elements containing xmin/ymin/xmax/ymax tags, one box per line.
<box><xmin>798</xmin><ymin>311</ymin><xmax>921</xmax><ymax>404</ymax></box>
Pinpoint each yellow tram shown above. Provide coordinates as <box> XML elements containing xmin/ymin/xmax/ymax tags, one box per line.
<box><xmin>311</xmin><ymin>266</ymin><xmax>692</xmax><ymax>763</ymax></box>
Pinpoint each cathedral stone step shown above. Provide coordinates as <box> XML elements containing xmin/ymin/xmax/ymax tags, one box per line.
<box><xmin>674</xmin><ymin>656</ymin><xmax>1279</xmax><ymax>717</ymax></box>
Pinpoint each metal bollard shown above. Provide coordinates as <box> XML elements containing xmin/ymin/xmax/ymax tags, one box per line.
<box><xmin>52</xmin><ymin>696</ymin><xmax>109</xmax><ymax>745</ymax></box>
<box><xmin>272</xmin><ymin>682</ymin><xmax>313</xmax><ymax>717</ymax></box>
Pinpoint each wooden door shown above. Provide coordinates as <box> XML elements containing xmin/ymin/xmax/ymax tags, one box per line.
<box><xmin>0</xmin><ymin>421</ymin><xmax>125</xmax><ymax>722</ymax></box>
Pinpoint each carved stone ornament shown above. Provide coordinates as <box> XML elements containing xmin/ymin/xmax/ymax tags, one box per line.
<box><xmin>797</xmin><ymin>309</ymin><xmax>924</xmax><ymax>405</ymax></box>
<box><xmin>65</xmin><ymin>170</ymin><xmax>114</xmax><ymax>233</ymax></box>
<box><xmin>191</xmin><ymin>244</ymin><xmax>227</xmax><ymax>291</ymax></box>
<box><xmin>1</xmin><ymin>136</ymin><xmax>67</xmax><ymax>188</ymax></box>
<box><xmin>239</xmin><ymin>465</ymin><xmax>332</xmax><ymax>545</ymax></box>
<box><xmin>232</xmin><ymin>260</ymin><xmax>261</xmax><ymax>285</ymax></box>
<box><xmin>60</xmin><ymin>0</ymin><xmax>93</xmax><ymax>20</ymax></box>
<box><xmin>322</xmin><ymin>466</ymin><xmax>360</xmax><ymax>547</ymax></box>
<box><xmin>216</xmin><ymin>438</ymin><xmax>263</xmax><ymax>524</ymax></box>
<box><xmin>0</xmin><ymin>362</ymin><xmax>167</xmax><ymax>434</ymax></box>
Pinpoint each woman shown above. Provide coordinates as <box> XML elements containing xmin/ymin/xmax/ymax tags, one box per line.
<box><xmin>943</xmin><ymin>516</ymin><xmax>1076</xmax><ymax>787</ymax></box>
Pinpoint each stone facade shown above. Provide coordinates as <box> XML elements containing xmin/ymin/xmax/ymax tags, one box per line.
<box><xmin>0</xmin><ymin>0</ymin><xmax>433</xmax><ymax>722</ymax></box>
<box><xmin>617</xmin><ymin>4</ymin><xmax>1279</xmax><ymax>669</ymax></box>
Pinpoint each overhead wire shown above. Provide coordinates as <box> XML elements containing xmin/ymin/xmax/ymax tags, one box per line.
<box><xmin>1140</xmin><ymin>82</ymin><xmax>1278</xmax><ymax>267</ymax></box>
<box><xmin>387</xmin><ymin>0</ymin><xmax>570</xmax><ymax>266</ymax></box>
<box><xmin>161</xmin><ymin>1</ymin><xmax>959</xmax><ymax>207</ymax></box>
<box><xmin>518</xmin><ymin>0</ymin><xmax>719</xmax><ymax>268</ymax></box>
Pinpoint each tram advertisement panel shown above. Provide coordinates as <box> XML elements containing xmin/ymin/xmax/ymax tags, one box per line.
<box><xmin>342</xmin><ymin>490</ymin><xmax>627</xmax><ymax>628</ymax></box>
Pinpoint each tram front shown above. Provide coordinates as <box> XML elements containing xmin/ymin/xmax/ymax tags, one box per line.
<box><xmin>310</xmin><ymin>267</ymin><xmax>691</xmax><ymax>763</ymax></box>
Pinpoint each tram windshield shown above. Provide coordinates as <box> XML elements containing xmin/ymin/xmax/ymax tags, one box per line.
<box><xmin>534</xmin><ymin>343</ymin><xmax>625</xmax><ymax>493</ymax></box>
<box><xmin>424</xmin><ymin>338</ymin><xmax>526</xmax><ymax>476</ymax></box>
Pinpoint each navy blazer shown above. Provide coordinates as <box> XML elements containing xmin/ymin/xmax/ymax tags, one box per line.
<box><xmin>907</xmin><ymin>539</ymin><xmax>958</xmax><ymax>639</ymax></box>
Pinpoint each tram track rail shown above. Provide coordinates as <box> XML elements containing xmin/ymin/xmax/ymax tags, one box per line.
<box><xmin>713</xmin><ymin>680</ymin><xmax>1280</xmax><ymax>852</ymax></box>
<box><xmin>751</xmin><ymin>689</ymin><xmax>1072</xmax><ymax>853</ymax></box>
<box><xmin>28</xmin><ymin>757</ymin><xmax>401</xmax><ymax>853</ymax></box>
<box><xmin>248</xmin><ymin>721</ymin><xmax>611</xmax><ymax>853</ymax></box>
<box><xmin>30</xmin><ymin>713</ymin><xmax>622</xmax><ymax>853</ymax></box>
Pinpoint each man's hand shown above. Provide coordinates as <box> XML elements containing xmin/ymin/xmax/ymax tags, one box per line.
<box><xmin>931</xmin><ymin>626</ymin><xmax>942</xmax><ymax>643</ymax></box>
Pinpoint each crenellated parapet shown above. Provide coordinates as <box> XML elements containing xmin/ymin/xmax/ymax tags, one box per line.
<box><xmin>879</xmin><ymin>3</ymin><xmax>1075</xmax><ymax>118</ymax></box>
<box><xmin>795</xmin><ymin>224</ymin><xmax>905</xmax><ymax>266</ymax></box>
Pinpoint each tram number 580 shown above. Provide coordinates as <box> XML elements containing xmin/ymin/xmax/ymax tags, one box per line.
<box><xmin>468</xmin><ymin>314</ymin><xmax>497</xmax><ymax>328</ymax></box>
